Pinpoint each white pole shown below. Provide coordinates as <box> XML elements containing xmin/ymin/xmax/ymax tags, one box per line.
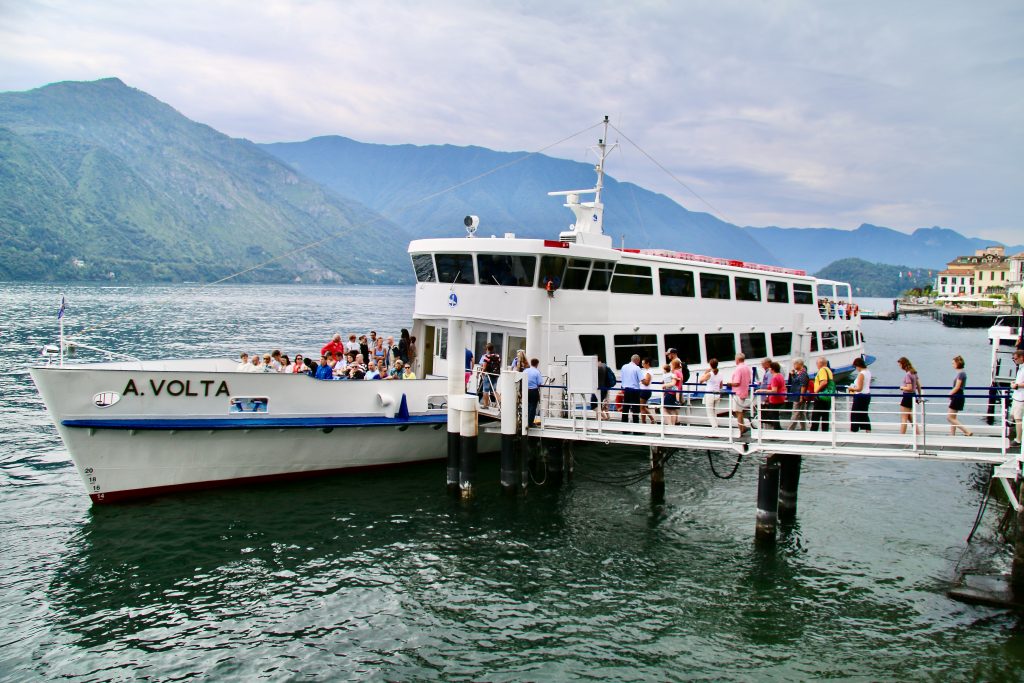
<box><xmin>59</xmin><ymin>293</ymin><xmax>65</xmax><ymax>367</ymax></box>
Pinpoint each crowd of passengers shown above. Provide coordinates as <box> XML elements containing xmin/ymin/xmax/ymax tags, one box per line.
<box><xmin>234</xmin><ymin>329</ymin><xmax>419</xmax><ymax>381</ymax></box>
<box><xmin>818</xmin><ymin>299</ymin><xmax>859</xmax><ymax>319</ymax></box>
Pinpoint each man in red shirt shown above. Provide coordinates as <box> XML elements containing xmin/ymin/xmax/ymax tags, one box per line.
<box><xmin>321</xmin><ymin>333</ymin><xmax>345</xmax><ymax>358</ymax></box>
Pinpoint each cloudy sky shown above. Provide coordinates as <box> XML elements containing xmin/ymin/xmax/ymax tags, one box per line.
<box><xmin>1</xmin><ymin>1</ymin><xmax>1021</xmax><ymax>242</ymax></box>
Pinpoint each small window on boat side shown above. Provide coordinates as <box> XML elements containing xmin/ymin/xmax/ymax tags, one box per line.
<box><xmin>704</xmin><ymin>333</ymin><xmax>736</xmax><ymax>362</ymax></box>
<box><xmin>809</xmin><ymin>331</ymin><xmax>819</xmax><ymax>352</ymax></box>
<box><xmin>537</xmin><ymin>255</ymin><xmax>567</xmax><ymax>289</ymax></box>
<box><xmin>822</xmin><ymin>331</ymin><xmax>839</xmax><ymax>350</ymax></box>
<box><xmin>793</xmin><ymin>283</ymin><xmax>814</xmax><ymax>305</ymax></box>
<box><xmin>740</xmin><ymin>332</ymin><xmax>767</xmax><ymax>358</ymax></box>
<box><xmin>611</xmin><ymin>263</ymin><xmax>653</xmax><ymax>295</ymax></box>
<box><xmin>563</xmin><ymin>258</ymin><xmax>591</xmax><ymax>289</ymax></box>
<box><xmin>771</xmin><ymin>332</ymin><xmax>793</xmax><ymax>357</ymax></box>
<box><xmin>841</xmin><ymin>331</ymin><xmax>855</xmax><ymax>347</ymax></box>
<box><xmin>836</xmin><ymin>285</ymin><xmax>851</xmax><ymax>299</ymax></box>
<box><xmin>700</xmin><ymin>273</ymin><xmax>731</xmax><ymax>300</ymax></box>
<box><xmin>579</xmin><ymin>335</ymin><xmax>607</xmax><ymax>363</ymax></box>
<box><xmin>816</xmin><ymin>283</ymin><xmax>835</xmax><ymax>298</ymax></box>
<box><xmin>435</xmin><ymin>254</ymin><xmax>474</xmax><ymax>284</ymax></box>
<box><xmin>664</xmin><ymin>334</ymin><xmax>701</xmax><ymax>365</ymax></box>
<box><xmin>230</xmin><ymin>397</ymin><xmax>269</xmax><ymax>413</ymax></box>
<box><xmin>477</xmin><ymin>254</ymin><xmax>536</xmax><ymax>287</ymax></box>
<box><xmin>766</xmin><ymin>280</ymin><xmax>789</xmax><ymax>303</ymax></box>
<box><xmin>659</xmin><ymin>268</ymin><xmax>695</xmax><ymax>297</ymax></box>
<box><xmin>613</xmin><ymin>334</ymin><xmax>658</xmax><ymax>368</ymax></box>
<box><xmin>587</xmin><ymin>261</ymin><xmax>614</xmax><ymax>291</ymax></box>
<box><xmin>735</xmin><ymin>277</ymin><xmax>761</xmax><ymax>302</ymax></box>
<box><xmin>411</xmin><ymin>254</ymin><xmax>436</xmax><ymax>283</ymax></box>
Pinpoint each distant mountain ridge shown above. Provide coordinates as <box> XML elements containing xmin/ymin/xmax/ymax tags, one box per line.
<box><xmin>260</xmin><ymin>136</ymin><xmax>776</xmax><ymax>264</ymax></box>
<box><xmin>743</xmin><ymin>224</ymin><xmax>1022</xmax><ymax>274</ymax></box>
<box><xmin>0</xmin><ymin>78</ymin><xmax>413</xmax><ymax>283</ymax></box>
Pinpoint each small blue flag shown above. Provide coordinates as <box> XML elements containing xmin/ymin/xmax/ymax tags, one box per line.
<box><xmin>58</xmin><ymin>295</ymin><xmax>66</xmax><ymax>320</ymax></box>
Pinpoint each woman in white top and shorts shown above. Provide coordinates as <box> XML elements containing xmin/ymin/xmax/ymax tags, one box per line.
<box><xmin>848</xmin><ymin>356</ymin><xmax>871</xmax><ymax>432</ymax></box>
<box><xmin>700</xmin><ymin>358</ymin><xmax>724</xmax><ymax>428</ymax></box>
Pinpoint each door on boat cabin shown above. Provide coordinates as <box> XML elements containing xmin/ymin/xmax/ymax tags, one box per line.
<box><xmin>422</xmin><ymin>325</ymin><xmax>435</xmax><ymax>376</ymax></box>
<box><xmin>429</xmin><ymin>325</ymin><xmax>448</xmax><ymax>378</ymax></box>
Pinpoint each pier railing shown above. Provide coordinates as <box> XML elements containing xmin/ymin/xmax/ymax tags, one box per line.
<box><xmin>527</xmin><ymin>380</ymin><xmax>1017</xmax><ymax>463</ymax></box>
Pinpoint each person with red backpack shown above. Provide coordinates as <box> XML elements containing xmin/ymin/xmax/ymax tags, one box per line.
<box><xmin>479</xmin><ymin>343</ymin><xmax>501</xmax><ymax>408</ymax></box>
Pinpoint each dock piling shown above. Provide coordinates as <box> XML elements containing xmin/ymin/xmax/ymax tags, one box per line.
<box><xmin>650</xmin><ymin>446</ymin><xmax>665</xmax><ymax>502</ymax></box>
<box><xmin>445</xmin><ymin>318</ymin><xmax>467</xmax><ymax>496</ymax></box>
<box><xmin>755</xmin><ymin>462</ymin><xmax>780</xmax><ymax>543</ymax></box>
<box><xmin>456</xmin><ymin>394</ymin><xmax>478</xmax><ymax>500</ymax></box>
<box><xmin>499</xmin><ymin>370</ymin><xmax>519</xmax><ymax>494</ymax></box>
<box><xmin>776</xmin><ymin>453</ymin><xmax>802</xmax><ymax>522</ymax></box>
<box><xmin>547</xmin><ymin>440</ymin><xmax>564</xmax><ymax>487</ymax></box>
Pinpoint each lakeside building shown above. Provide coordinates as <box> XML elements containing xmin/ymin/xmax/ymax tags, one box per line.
<box><xmin>935</xmin><ymin>246</ymin><xmax>1009</xmax><ymax>298</ymax></box>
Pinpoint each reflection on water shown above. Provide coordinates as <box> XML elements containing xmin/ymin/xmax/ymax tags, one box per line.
<box><xmin>2</xmin><ymin>285</ymin><xmax>1024</xmax><ymax>679</ymax></box>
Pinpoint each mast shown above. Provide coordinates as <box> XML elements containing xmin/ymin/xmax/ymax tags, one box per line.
<box><xmin>548</xmin><ymin>115</ymin><xmax>616</xmax><ymax>248</ymax></box>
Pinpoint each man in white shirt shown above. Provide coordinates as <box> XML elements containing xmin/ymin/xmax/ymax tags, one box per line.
<box><xmin>345</xmin><ymin>334</ymin><xmax>359</xmax><ymax>354</ymax></box>
<box><xmin>236</xmin><ymin>353</ymin><xmax>250</xmax><ymax>372</ymax></box>
<box><xmin>620</xmin><ymin>354</ymin><xmax>643</xmax><ymax>424</ymax></box>
<box><xmin>1010</xmin><ymin>349</ymin><xmax>1024</xmax><ymax>449</ymax></box>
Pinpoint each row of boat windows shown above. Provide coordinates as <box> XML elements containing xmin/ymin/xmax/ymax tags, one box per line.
<box><xmin>582</xmin><ymin>329</ymin><xmax>862</xmax><ymax>369</ymax></box>
<box><xmin>412</xmin><ymin>253</ymin><xmax>816</xmax><ymax>304</ymax></box>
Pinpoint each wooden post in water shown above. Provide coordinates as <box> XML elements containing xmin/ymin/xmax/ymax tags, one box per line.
<box><xmin>446</xmin><ymin>318</ymin><xmax>466</xmax><ymax>495</ymax></box>
<box><xmin>776</xmin><ymin>453</ymin><xmax>801</xmax><ymax>522</ymax></box>
<box><xmin>755</xmin><ymin>462</ymin><xmax>780</xmax><ymax>543</ymax></box>
<box><xmin>499</xmin><ymin>370</ymin><xmax>518</xmax><ymax>495</ymax></box>
<box><xmin>1012</xmin><ymin>480</ymin><xmax>1024</xmax><ymax>598</ymax></box>
<box><xmin>547</xmin><ymin>440</ymin><xmax>564</xmax><ymax>487</ymax></box>
<box><xmin>650</xmin><ymin>446</ymin><xmax>665</xmax><ymax>502</ymax></box>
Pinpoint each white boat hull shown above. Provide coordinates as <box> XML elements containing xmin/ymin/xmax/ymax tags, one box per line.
<box><xmin>30</xmin><ymin>361</ymin><xmax>479</xmax><ymax>504</ymax></box>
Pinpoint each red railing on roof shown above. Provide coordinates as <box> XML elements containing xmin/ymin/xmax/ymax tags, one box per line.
<box><xmin>616</xmin><ymin>248</ymin><xmax>807</xmax><ymax>276</ymax></box>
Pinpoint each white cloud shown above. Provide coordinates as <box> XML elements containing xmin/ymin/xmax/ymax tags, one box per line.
<box><xmin>0</xmin><ymin>0</ymin><xmax>1021</xmax><ymax>242</ymax></box>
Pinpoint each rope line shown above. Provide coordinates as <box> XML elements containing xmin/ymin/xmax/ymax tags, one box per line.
<box><xmin>707</xmin><ymin>450</ymin><xmax>744</xmax><ymax>479</ymax></box>
<box><xmin>609</xmin><ymin>122</ymin><xmax>735</xmax><ymax>226</ymax></box>
<box><xmin>65</xmin><ymin>119</ymin><xmax>607</xmax><ymax>341</ymax></box>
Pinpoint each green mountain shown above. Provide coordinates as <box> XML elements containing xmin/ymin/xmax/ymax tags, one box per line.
<box><xmin>260</xmin><ymin>136</ymin><xmax>777</xmax><ymax>264</ymax></box>
<box><xmin>0</xmin><ymin>78</ymin><xmax>413</xmax><ymax>283</ymax></box>
<box><xmin>814</xmin><ymin>258</ymin><xmax>936</xmax><ymax>297</ymax></box>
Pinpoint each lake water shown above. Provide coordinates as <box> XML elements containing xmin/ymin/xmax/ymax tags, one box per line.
<box><xmin>1</xmin><ymin>285</ymin><xmax>1022</xmax><ymax>681</ymax></box>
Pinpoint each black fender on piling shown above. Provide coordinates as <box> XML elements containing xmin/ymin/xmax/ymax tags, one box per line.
<box><xmin>650</xmin><ymin>446</ymin><xmax>665</xmax><ymax>502</ymax></box>
<box><xmin>755</xmin><ymin>462</ymin><xmax>780</xmax><ymax>544</ymax></box>
<box><xmin>446</xmin><ymin>430</ymin><xmax>460</xmax><ymax>495</ymax></box>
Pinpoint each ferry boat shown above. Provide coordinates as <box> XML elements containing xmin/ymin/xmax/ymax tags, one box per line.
<box><xmin>30</xmin><ymin>118</ymin><xmax>870</xmax><ymax>504</ymax></box>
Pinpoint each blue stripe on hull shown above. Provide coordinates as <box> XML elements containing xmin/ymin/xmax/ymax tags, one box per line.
<box><xmin>62</xmin><ymin>414</ymin><xmax>448</xmax><ymax>430</ymax></box>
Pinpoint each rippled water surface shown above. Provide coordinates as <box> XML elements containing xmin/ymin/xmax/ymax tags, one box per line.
<box><xmin>2</xmin><ymin>285</ymin><xmax>1023</xmax><ymax>681</ymax></box>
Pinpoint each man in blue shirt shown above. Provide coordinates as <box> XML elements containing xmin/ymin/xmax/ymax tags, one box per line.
<box><xmin>524</xmin><ymin>358</ymin><xmax>543</xmax><ymax>426</ymax></box>
<box><xmin>620</xmin><ymin>354</ymin><xmax>642</xmax><ymax>424</ymax></box>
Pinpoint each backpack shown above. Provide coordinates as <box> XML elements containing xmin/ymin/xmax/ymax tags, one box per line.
<box><xmin>484</xmin><ymin>353</ymin><xmax>501</xmax><ymax>375</ymax></box>
<box><xmin>604</xmin><ymin>364</ymin><xmax>617</xmax><ymax>388</ymax></box>
<box><xmin>818</xmin><ymin>367</ymin><xmax>835</xmax><ymax>403</ymax></box>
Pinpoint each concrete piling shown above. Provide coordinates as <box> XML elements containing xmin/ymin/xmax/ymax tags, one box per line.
<box><xmin>547</xmin><ymin>440</ymin><xmax>564</xmax><ymax>487</ymax></box>
<box><xmin>755</xmin><ymin>462</ymin><xmax>780</xmax><ymax>543</ymax></box>
<box><xmin>445</xmin><ymin>318</ymin><xmax>466</xmax><ymax>496</ymax></box>
<box><xmin>499</xmin><ymin>370</ymin><xmax>518</xmax><ymax>494</ymax></box>
<box><xmin>456</xmin><ymin>394</ymin><xmax>478</xmax><ymax>500</ymax></box>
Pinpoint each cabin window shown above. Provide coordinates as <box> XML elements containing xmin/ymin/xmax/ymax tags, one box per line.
<box><xmin>705</xmin><ymin>333</ymin><xmax>736</xmax><ymax>362</ymax></box>
<box><xmin>537</xmin><ymin>255</ymin><xmax>567</xmax><ymax>289</ymax></box>
<box><xmin>435</xmin><ymin>254</ymin><xmax>475</xmax><ymax>284</ymax></box>
<box><xmin>841</xmin><ymin>331</ymin><xmax>855</xmax><ymax>347</ymax></box>
<box><xmin>793</xmin><ymin>283</ymin><xmax>814</xmax><ymax>305</ymax></box>
<box><xmin>474</xmin><ymin>331</ymin><xmax>504</xmax><ymax>364</ymax></box>
<box><xmin>809</xmin><ymin>331</ymin><xmax>819</xmax><ymax>352</ymax></box>
<box><xmin>740</xmin><ymin>332</ymin><xmax>767</xmax><ymax>358</ymax></box>
<box><xmin>836</xmin><ymin>285</ymin><xmax>851</xmax><ymax>299</ymax></box>
<box><xmin>816</xmin><ymin>283</ymin><xmax>835</xmax><ymax>298</ymax></box>
<box><xmin>766</xmin><ymin>280</ymin><xmax>789</xmax><ymax>303</ymax></box>
<box><xmin>411</xmin><ymin>254</ymin><xmax>436</xmax><ymax>283</ymax></box>
<box><xmin>435</xmin><ymin>327</ymin><xmax>448</xmax><ymax>359</ymax></box>
<box><xmin>613</xmin><ymin>334</ymin><xmax>658</xmax><ymax>368</ymax></box>
<box><xmin>822</xmin><ymin>331</ymin><xmax>839</xmax><ymax>350</ymax></box>
<box><xmin>771</xmin><ymin>332</ymin><xmax>793</xmax><ymax>357</ymax></box>
<box><xmin>579</xmin><ymin>335</ymin><xmax>606</xmax><ymax>363</ymax></box>
<box><xmin>700</xmin><ymin>273</ymin><xmax>731</xmax><ymax>300</ymax></box>
<box><xmin>735</xmin><ymin>277</ymin><xmax>761</xmax><ymax>302</ymax></box>
<box><xmin>611</xmin><ymin>263</ymin><xmax>653</xmax><ymax>295</ymax></box>
<box><xmin>477</xmin><ymin>254</ymin><xmax>536</xmax><ymax>287</ymax></box>
<box><xmin>563</xmin><ymin>258</ymin><xmax>591</xmax><ymax>289</ymax></box>
<box><xmin>659</xmin><ymin>268</ymin><xmax>695</xmax><ymax>297</ymax></box>
<box><xmin>664</xmin><ymin>334</ymin><xmax>701</xmax><ymax>365</ymax></box>
<box><xmin>587</xmin><ymin>261</ymin><xmax>614</xmax><ymax>291</ymax></box>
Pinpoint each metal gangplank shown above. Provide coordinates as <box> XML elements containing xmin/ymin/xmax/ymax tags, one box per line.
<box><xmin>519</xmin><ymin>379</ymin><xmax>1023</xmax><ymax>506</ymax></box>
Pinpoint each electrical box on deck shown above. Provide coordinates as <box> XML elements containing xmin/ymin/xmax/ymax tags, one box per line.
<box><xmin>567</xmin><ymin>355</ymin><xmax>598</xmax><ymax>396</ymax></box>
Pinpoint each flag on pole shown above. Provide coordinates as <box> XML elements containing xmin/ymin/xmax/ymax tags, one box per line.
<box><xmin>58</xmin><ymin>295</ymin><xmax>66</xmax><ymax>320</ymax></box>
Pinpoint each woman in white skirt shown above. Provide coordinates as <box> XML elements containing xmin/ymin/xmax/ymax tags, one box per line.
<box><xmin>699</xmin><ymin>358</ymin><xmax>724</xmax><ymax>428</ymax></box>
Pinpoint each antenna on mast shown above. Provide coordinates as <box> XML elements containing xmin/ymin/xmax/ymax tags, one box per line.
<box><xmin>548</xmin><ymin>115</ymin><xmax>616</xmax><ymax>248</ymax></box>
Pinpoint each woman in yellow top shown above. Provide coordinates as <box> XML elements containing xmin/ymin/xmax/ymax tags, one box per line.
<box><xmin>809</xmin><ymin>357</ymin><xmax>834</xmax><ymax>432</ymax></box>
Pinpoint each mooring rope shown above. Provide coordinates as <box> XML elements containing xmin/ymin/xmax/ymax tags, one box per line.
<box><xmin>707</xmin><ymin>449</ymin><xmax>743</xmax><ymax>479</ymax></box>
